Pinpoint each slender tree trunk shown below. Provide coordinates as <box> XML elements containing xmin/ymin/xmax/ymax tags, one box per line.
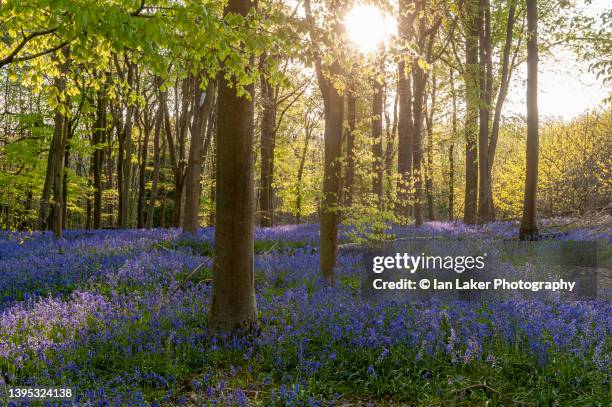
<box><xmin>425</xmin><ymin>73</ymin><xmax>436</xmax><ymax>221</ymax></box>
<box><xmin>477</xmin><ymin>0</ymin><xmax>493</xmax><ymax>223</ymax></box>
<box><xmin>371</xmin><ymin>70</ymin><xmax>384</xmax><ymax>204</ymax></box>
<box><xmin>146</xmin><ymin>110</ymin><xmax>162</xmax><ymax>229</ymax></box>
<box><xmin>520</xmin><ymin>0</ymin><xmax>539</xmax><ymax>240</ymax></box>
<box><xmin>412</xmin><ymin>62</ymin><xmax>426</xmax><ymax>227</ymax></box>
<box><xmin>39</xmin><ymin>114</ymin><xmax>58</xmax><ymax>230</ymax></box>
<box><xmin>209</xmin><ymin>0</ymin><xmax>258</xmax><ymax>332</ymax></box>
<box><xmin>396</xmin><ymin>0</ymin><xmax>415</xmax><ymax>219</ymax></box>
<box><xmin>449</xmin><ymin>68</ymin><xmax>457</xmax><ymax>221</ymax></box>
<box><xmin>488</xmin><ymin>0</ymin><xmax>517</xmax><ymax>220</ymax></box>
<box><xmin>183</xmin><ymin>80</ymin><xmax>215</xmax><ymax>233</ymax></box>
<box><xmin>92</xmin><ymin>92</ymin><xmax>106</xmax><ymax>229</ymax></box>
<box><xmin>137</xmin><ymin>109</ymin><xmax>152</xmax><ymax>228</ymax></box>
<box><xmin>52</xmin><ymin>105</ymin><xmax>69</xmax><ymax>238</ymax></box>
<box><xmin>463</xmin><ymin>0</ymin><xmax>479</xmax><ymax>225</ymax></box>
<box><xmin>305</xmin><ymin>0</ymin><xmax>344</xmax><ymax>284</ymax></box>
<box><xmin>344</xmin><ymin>90</ymin><xmax>356</xmax><ymax>208</ymax></box>
<box><xmin>116</xmin><ymin>63</ymin><xmax>135</xmax><ymax>229</ymax></box>
<box><xmin>296</xmin><ymin>115</ymin><xmax>315</xmax><ymax>224</ymax></box>
<box><xmin>258</xmin><ymin>69</ymin><xmax>277</xmax><ymax>227</ymax></box>
<box><xmin>208</xmin><ymin>142</ymin><xmax>216</xmax><ymax>227</ymax></box>
<box><xmin>62</xmin><ymin>120</ymin><xmax>74</xmax><ymax>230</ymax></box>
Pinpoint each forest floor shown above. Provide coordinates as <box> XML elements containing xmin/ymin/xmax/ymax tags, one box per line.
<box><xmin>0</xmin><ymin>220</ymin><xmax>610</xmax><ymax>406</ymax></box>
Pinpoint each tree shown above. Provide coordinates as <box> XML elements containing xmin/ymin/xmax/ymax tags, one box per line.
<box><xmin>371</xmin><ymin>62</ymin><xmax>384</xmax><ymax>204</ymax></box>
<box><xmin>304</xmin><ymin>0</ymin><xmax>344</xmax><ymax>284</ymax></box>
<box><xmin>463</xmin><ymin>0</ymin><xmax>480</xmax><ymax>225</ymax></box>
<box><xmin>396</xmin><ymin>0</ymin><xmax>415</xmax><ymax>219</ymax></box>
<box><xmin>209</xmin><ymin>0</ymin><xmax>259</xmax><ymax>331</ymax></box>
<box><xmin>519</xmin><ymin>0</ymin><xmax>539</xmax><ymax>240</ymax></box>
<box><xmin>183</xmin><ymin>79</ymin><xmax>215</xmax><ymax>234</ymax></box>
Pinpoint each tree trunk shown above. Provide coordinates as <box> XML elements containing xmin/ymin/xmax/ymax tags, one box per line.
<box><xmin>371</xmin><ymin>72</ymin><xmax>384</xmax><ymax>204</ymax></box>
<box><xmin>62</xmin><ymin>119</ymin><xmax>75</xmax><ymax>230</ymax></box>
<box><xmin>488</xmin><ymin>1</ymin><xmax>517</xmax><ymax>221</ymax></box>
<box><xmin>39</xmin><ymin>113</ymin><xmax>59</xmax><ymax>231</ymax></box>
<box><xmin>520</xmin><ymin>0</ymin><xmax>539</xmax><ymax>240</ymax></box>
<box><xmin>304</xmin><ymin>0</ymin><xmax>344</xmax><ymax>284</ymax></box>
<box><xmin>425</xmin><ymin>74</ymin><xmax>436</xmax><ymax>221</ymax></box>
<box><xmin>396</xmin><ymin>0</ymin><xmax>415</xmax><ymax>219</ymax></box>
<box><xmin>258</xmin><ymin>69</ymin><xmax>277</xmax><ymax>227</ymax></box>
<box><xmin>183</xmin><ymin>80</ymin><xmax>215</xmax><ymax>233</ymax></box>
<box><xmin>137</xmin><ymin>108</ymin><xmax>152</xmax><ymax>228</ymax></box>
<box><xmin>344</xmin><ymin>90</ymin><xmax>356</xmax><ymax>208</ymax></box>
<box><xmin>477</xmin><ymin>0</ymin><xmax>493</xmax><ymax>223</ymax></box>
<box><xmin>411</xmin><ymin>0</ymin><xmax>428</xmax><ymax>227</ymax></box>
<box><xmin>296</xmin><ymin>114</ymin><xmax>315</xmax><ymax>224</ymax></box>
<box><xmin>117</xmin><ymin>63</ymin><xmax>135</xmax><ymax>229</ymax></box>
<box><xmin>449</xmin><ymin>68</ymin><xmax>458</xmax><ymax>221</ymax></box>
<box><xmin>92</xmin><ymin>92</ymin><xmax>106</xmax><ymax>229</ymax></box>
<box><xmin>463</xmin><ymin>0</ymin><xmax>479</xmax><ymax>225</ymax></box>
<box><xmin>412</xmin><ymin>62</ymin><xmax>426</xmax><ymax>227</ymax></box>
<box><xmin>52</xmin><ymin>104</ymin><xmax>69</xmax><ymax>238</ymax></box>
<box><xmin>146</xmin><ymin>110</ymin><xmax>162</xmax><ymax>229</ymax></box>
<box><xmin>209</xmin><ymin>0</ymin><xmax>258</xmax><ymax>332</ymax></box>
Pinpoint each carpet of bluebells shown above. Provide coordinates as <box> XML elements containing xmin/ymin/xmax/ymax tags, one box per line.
<box><xmin>0</xmin><ymin>221</ymin><xmax>610</xmax><ymax>406</ymax></box>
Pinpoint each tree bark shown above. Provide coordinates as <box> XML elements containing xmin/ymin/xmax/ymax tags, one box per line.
<box><xmin>305</xmin><ymin>0</ymin><xmax>344</xmax><ymax>284</ymax></box>
<box><xmin>477</xmin><ymin>0</ymin><xmax>493</xmax><ymax>223</ymax></box>
<box><xmin>137</xmin><ymin>106</ymin><xmax>152</xmax><ymax>228</ymax></box>
<box><xmin>296</xmin><ymin>114</ymin><xmax>315</xmax><ymax>224</ymax></box>
<box><xmin>92</xmin><ymin>91</ymin><xmax>106</xmax><ymax>229</ymax></box>
<box><xmin>344</xmin><ymin>90</ymin><xmax>356</xmax><ymax>208</ymax></box>
<box><xmin>183</xmin><ymin>79</ymin><xmax>216</xmax><ymax>233</ymax></box>
<box><xmin>424</xmin><ymin>73</ymin><xmax>436</xmax><ymax>221</ymax></box>
<box><xmin>463</xmin><ymin>0</ymin><xmax>479</xmax><ymax>225</ymax></box>
<box><xmin>209</xmin><ymin>0</ymin><xmax>259</xmax><ymax>332</ymax></box>
<box><xmin>396</xmin><ymin>0</ymin><xmax>415</xmax><ymax>219</ymax></box>
<box><xmin>258</xmin><ymin>66</ymin><xmax>277</xmax><ymax>227</ymax></box>
<box><xmin>146</xmin><ymin>109</ymin><xmax>162</xmax><ymax>229</ymax></box>
<box><xmin>520</xmin><ymin>0</ymin><xmax>539</xmax><ymax>240</ymax></box>
<box><xmin>449</xmin><ymin>68</ymin><xmax>457</xmax><ymax>221</ymax></box>
<box><xmin>371</xmin><ymin>71</ymin><xmax>384</xmax><ymax>204</ymax></box>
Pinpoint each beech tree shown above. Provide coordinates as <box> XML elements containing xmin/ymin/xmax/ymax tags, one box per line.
<box><xmin>519</xmin><ymin>0</ymin><xmax>539</xmax><ymax>240</ymax></box>
<box><xmin>209</xmin><ymin>0</ymin><xmax>259</xmax><ymax>331</ymax></box>
<box><xmin>304</xmin><ymin>0</ymin><xmax>345</xmax><ymax>283</ymax></box>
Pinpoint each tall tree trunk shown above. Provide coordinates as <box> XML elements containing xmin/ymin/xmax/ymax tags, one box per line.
<box><xmin>137</xmin><ymin>108</ymin><xmax>152</xmax><ymax>228</ymax></box>
<box><xmin>449</xmin><ymin>68</ymin><xmax>457</xmax><ymax>221</ymax></box>
<box><xmin>520</xmin><ymin>0</ymin><xmax>539</xmax><ymax>240</ymax></box>
<box><xmin>39</xmin><ymin>112</ymin><xmax>59</xmax><ymax>231</ymax></box>
<box><xmin>425</xmin><ymin>73</ymin><xmax>436</xmax><ymax>221</ymax></box>
<box><xmin>412</xmin><ymin>65</ymin><xmax>426</xmax><ymax>227</ymax></box>
<box><xmin>52</xmin><ymin>103</ymin><xmax>69</xmax><ymax>238</ymax></box>
<box><xmin>93</xmin><ymin>92</ymin><xmax>106</xmax><ymax>229</ymax></box>
<box><xmin>117</xmin><ymin>62</ymin><xmax>135</xmax><ymax>229</ymax></box>
<box><xmin>160</xmin><ymin>84</ymin><xmax>188</xmax><ymax>228</ymax></box>
<box><xmin>344</xmin><ymin>90</ymin><xmax>356</xmax><ymax>208</ymax></box>
<box><xmin>411</xmin><ymin>0</ymin><xmax>428</xmax><ymax>227</ymax></box>
<box><xmin>296</xmin><ymin>116</ymin><xmax>314</xmax><ymax>225</ymax></box>
<box><xmin>146</xmin><ymin>110</ymin><xmax>162</xmax><ymax>229</ymax></box>
<box><xmin>209</xmin><ymin>0</ymin><xmax>258</xmax><ymax>332</ymax></box>
<box><xmin>305</xmin><ymin>0</ymin><xmax>344</xmax><ymax>284</ymax></box>
<box><xmin>463</xmin><ymin>0</ymin><xmax>479</xmax><ymax>225</ymax></box>
<box><xmin>62</xmin><ymin>120</ymin><xmax>74</xmax><ymax>230</ymax></box>
<box><xmin>371</xmin><ymin>70</ymin><xmax>384</xmax><ymax>204</ymax></box>
<box><xmin>396</xmin><ymin>0</ymin><xmax>415</xmax><ymax>219</ymax></box>
<box><xmin>183</xmin><ymin>80</ymin><xmax>216</xmax><ymax>233</ymax></box>
<box><xmin>477</xmin><ymin>0</ymin><xmax>493</xmax><ymax>223</ymax></box>
<box><xmin>488</xmin><ymin>0</ymin><xmax>518</xmax><ymax>220</ymax></box>
<box><xmin>258</xmin><ymin>68</ymin><xmax>277</xmax><ymax>227</ymax></box>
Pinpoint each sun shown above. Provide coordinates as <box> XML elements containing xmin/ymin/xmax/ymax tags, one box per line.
<box><xmin>344</xmin><ymin>5</ymin><xmax>394</xmax><ymax>54</ymax></box>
